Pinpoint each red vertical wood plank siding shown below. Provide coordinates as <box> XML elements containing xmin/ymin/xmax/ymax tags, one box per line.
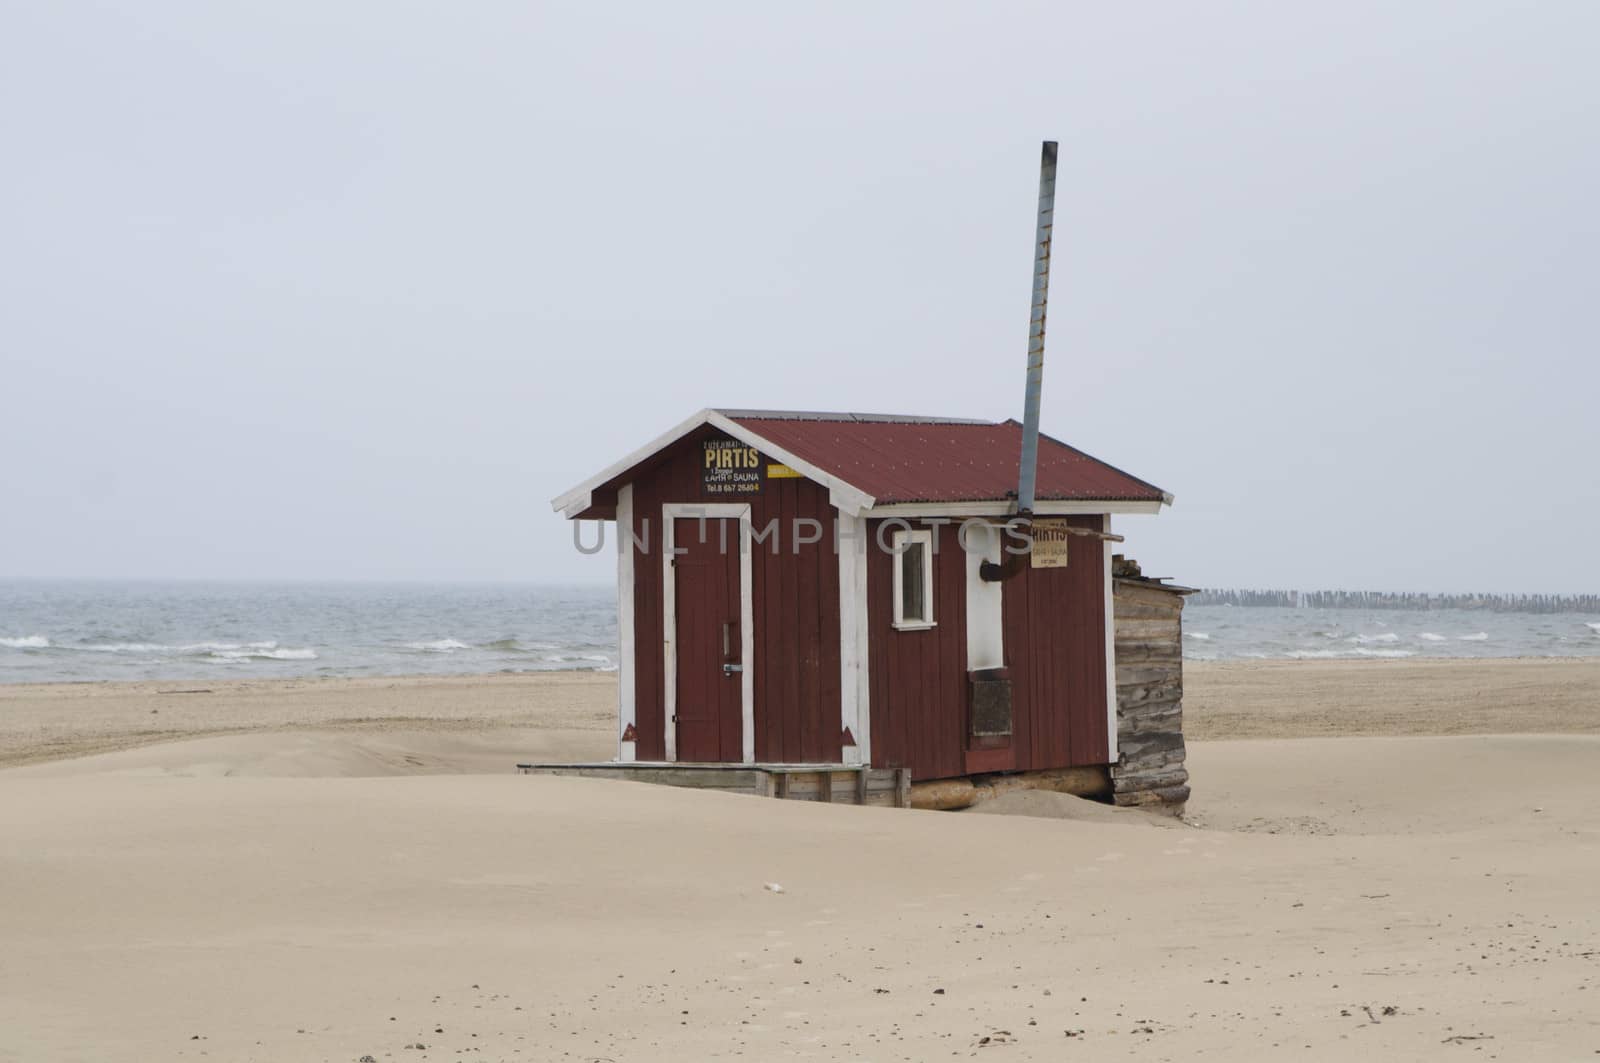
<box><xmin>865</xmin><ymin>521</ymin><xmax>967</xmax><ymax>782</ymax></box>
<box><xmin>1003</xmin><ymin>515</ymin><xmax>1108</xmax><ymax>773</ymax></box>
<box><xmin>867</xmin><ymin>515</ymin><xmax>1109</xmax><ymax>782</ymax></box>
<box><xmin>621</xmin><ymin>425</ymin><xmax>1108</xmax><ymax>778</ymax></box>
<box><xmin>627</xmin><ymin>427</ymin><xmax>841</xmax><ymax>765</ymax></box>
<box><xmin>631</xmin><ymin>494</ymin><xmax>664</xmax><ymax>760</ymax></box>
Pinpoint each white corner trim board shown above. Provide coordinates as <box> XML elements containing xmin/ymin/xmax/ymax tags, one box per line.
<box><xmin>661</xmin><ymin>502</ymin><xmax>755</xmax><ymax>764</ymax></box>
<box><xmin>616</xmin><ymin>484</ymin><xmax>636</xmax><ymax>762</ymax></box>
<box><xmin>1102</xmin><ymin>513</ymin><xmax>1118</xmax><ymax>764</ymax></box>
<box><xmin>836</xmin><ymin>510</ymin><xmax>872</xmax><ymax>766</ymax></box>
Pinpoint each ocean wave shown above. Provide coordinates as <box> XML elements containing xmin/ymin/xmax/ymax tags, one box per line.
<box><xmin>1351</xmin><ymin>632</ymin><xmax>1401</xmax><ymax>644</ymax></box>
<box><xmin>76</xmin><ymin>640</ymin><xmax>282</xmax><ymax>655</ymax></box>
<box><xmin>483</xmin><ymin>638</ymin><xmax>524</xmax><ymax>651</ymax></box>
<box><xmin>405</xmin><ymin>639</ymin><xmax>470</xmax><ymax>652</ymax></box>
<box><xmin>208</xmin><ymin>647</ymin><xmax>318</xmax><ymax>661</ymax></box>
<box><xmin>1587</xmin><ymin>622</ymin><xmax>1600</xmax><ymax>635</ymax></box>
<box><xmin>1286</xmin><ymin>647</ymin><xmax>1416</xmax><ymax>660</ymax></box>
<box><xmin>0</xmin><ymin>635</ymin><xmax>49</xmax><ymax>649</ymax></box>
<box><xmin>1184</xmin><ymin>632</ymin><xmax>1211</xmax><ymax>641</ymax></box>
<box><xmin>1458</xmin><ymin>632</ymin><xmax>1489</xmax><ymax>642</ymax></box>
<box><xmin>1418</xmin><ymin>632</ymin><xmax>1448</xmax><ymax>642</ymax></box>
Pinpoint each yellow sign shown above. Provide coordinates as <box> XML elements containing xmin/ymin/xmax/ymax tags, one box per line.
<box><xmin>702</xmin><ymin>439</ymin><xmax>761</xmax><ymax>495</ymax></box>
<box><xmin>766</xmin><ymin>463</ymin><xmax>801</xmax><ymax>479</ymax></box>
<box><xmin>1029</xmin><ymin>518</ymin><xmax>1071</xmax><ymax>568</ymax></box>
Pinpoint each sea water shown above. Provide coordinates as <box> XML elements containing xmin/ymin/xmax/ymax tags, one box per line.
<box><xmin>3</xmin><ymin>582</ymin><xmax>1598</xmax><ymax>684</ymax></box>
<box><xmin>1181</xmin><ymin>604</ymin><xmax>1600</xmax><ymax>662</ymax></box>
<box><xmin>0</xmin><ymin>581</ymin><xmax>617</xmax><ymax>684</ymax></box>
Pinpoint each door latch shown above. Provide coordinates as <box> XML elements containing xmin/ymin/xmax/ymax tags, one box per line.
<box><xmin>722</xmin><ymin>663</ymin><xmax>743</xmax><ymax>676</ymax></box>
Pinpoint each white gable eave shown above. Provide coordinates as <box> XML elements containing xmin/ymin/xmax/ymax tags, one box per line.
<box><xmin>551</xmin><ymin>408</ymin><xmax>876</xmax><ymax>519</ymax></box>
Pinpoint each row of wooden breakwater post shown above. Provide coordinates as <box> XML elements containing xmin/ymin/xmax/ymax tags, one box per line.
<box><xmin>1193</xmin><ymin>589</ymin><xmax>1600</xmax><ymax>614</ymax></box>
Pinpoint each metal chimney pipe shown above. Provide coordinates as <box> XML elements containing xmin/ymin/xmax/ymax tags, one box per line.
<box><xmin>1016</xmin><ymin>140</ymin><xmax>1057</xmax><ymax>515</ymax></box>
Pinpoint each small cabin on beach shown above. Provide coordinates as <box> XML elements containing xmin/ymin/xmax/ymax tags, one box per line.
<box><xmin>546</xmin><ymin>408</ymin><xmax>1193</xmax><ymax>813</ymax></box>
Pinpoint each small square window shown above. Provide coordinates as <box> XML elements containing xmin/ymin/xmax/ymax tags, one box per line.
<box><xmin>891</xmin><ymin>528</ymin><xmax>935</xmax><ymax>630</ymax></box>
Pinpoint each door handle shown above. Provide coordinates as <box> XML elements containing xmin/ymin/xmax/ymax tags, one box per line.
<box><xmin>722</xmin><ymin>663</ymin><xmax>742</xmax><ymax>676</ymax></box>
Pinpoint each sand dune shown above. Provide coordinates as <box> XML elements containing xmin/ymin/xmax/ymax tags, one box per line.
<box><xmin>2</xmin><ymin>735</ymin><xmax>1597</xmax><ymax>1061</ymax></box>
<box><xmin>2</xmin><ymin>661</ymin><xmax>1597</xmax><ymax>1060</ymax></box>
<box><xmin>0</xmin><ymin>671</ymin><xmax>615</xmax><ymax>769</ymax></box>
<box><xmin>3</xmin><ymin>657</ymin><xmax>1597</xmax><ymax>771</ymax></box>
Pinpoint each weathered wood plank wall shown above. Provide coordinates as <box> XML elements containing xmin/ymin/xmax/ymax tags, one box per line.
<box><xmin>1110</xmin><ymin>568</ymin><xmax>1191</xmax><ymax>813</ymax></box>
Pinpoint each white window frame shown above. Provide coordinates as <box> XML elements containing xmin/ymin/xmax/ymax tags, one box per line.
<box><xmin>891</xmin><ymin>528</ymin><xmax>937</xmax><ymax>631</ymax></box>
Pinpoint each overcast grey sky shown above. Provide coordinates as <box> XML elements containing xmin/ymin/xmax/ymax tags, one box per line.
<box><xmin>2</xmin><ymin>2</ymin><xmax>1595</xmax><ymax>591</ymax></box>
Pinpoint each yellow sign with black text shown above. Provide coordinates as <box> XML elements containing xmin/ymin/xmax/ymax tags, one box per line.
<box><xmin>1029</xmin><ymin>518</ymin><xmax>1071</xmax><ymax>568</ymax></box>
<box><xmin>702</xmin><ymin>439</ymin><xmax>762</xmax><ymax>495</ymax></box>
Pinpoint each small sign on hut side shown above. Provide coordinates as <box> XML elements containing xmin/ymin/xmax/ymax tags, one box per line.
<box><xmin>702</xmin><ymin>439</ymin><xmax>762</xmax><ymax>495</ymax></box>
<box><xmin>1029</xmin><ymin>518</ymin><xmax>1071</xmax><ymax>568</ymax></box>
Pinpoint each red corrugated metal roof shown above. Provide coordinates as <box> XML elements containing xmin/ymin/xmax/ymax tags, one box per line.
<box><xmin>721</xmin><ymin>411</ymin><xmax>1166</xmax><ymax>505</ymax></box>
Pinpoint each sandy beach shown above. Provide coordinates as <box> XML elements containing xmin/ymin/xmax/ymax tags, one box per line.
<box><xmin>2</xmin><ymin>659</ymin><xmax>1598</xmax><ymax>1061</ymax></box>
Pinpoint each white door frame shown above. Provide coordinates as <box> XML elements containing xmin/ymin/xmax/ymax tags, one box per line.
<box><xmin>662</xmin><ymin>503</ymin><xmax>755</xmax><ymax>764</ymax></box>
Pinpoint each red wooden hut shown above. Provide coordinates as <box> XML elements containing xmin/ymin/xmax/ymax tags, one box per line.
<box><xmin>552</xmin><ymin>408</ymin><xmax>1171</xmax><ymax>789</ymax></box>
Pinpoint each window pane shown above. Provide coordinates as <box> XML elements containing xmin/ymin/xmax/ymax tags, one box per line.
<box><xmin>901</xmin><ymin>541</ymin><xmax>926</xmax><ymax>622</ymax></box>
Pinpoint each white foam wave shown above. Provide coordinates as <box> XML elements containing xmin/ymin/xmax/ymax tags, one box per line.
<box><xmin>1458</xmin><ymin>632</ymin><xmax>1489</xmax><ymax>642</ymax></box>
<box><xmin>1286</xmin><ymin>647</ymin><xmax>1416</xmax><ymax>660</ymax></box>
<box><xmin>1351</xmin><ymin>632</ymin><xmax>1401</xmax><ymax>644</ymax></box>
<box><xmin>405</xmin><ymin>639</ymin><xmax>469</xmax><ymax>652</ymax></box>
<box><xmin>543</xmin><ymin>653</ymin><xmax>612</xmax><ymax>667</ymax></box>
<box><xmin>77</xmin><ymin>640</ymin><xmax>281</xmax><ymax>655</ymax></box>
<box><xmin>1418</xmin><ymin>632</ymin><xmax>1447</xmax><ymax>642</ymax></box>
<box><xmin>1184</xmin><ymin>632</ymin><xmax>1211</xmax><ymax>641</ymax></box>
<box><xmin>1587</xmin><ymin>622</ymin><xmax>1600</xmax><ymax>635</ymax></box>
<box><xmin>0</xmin><ymin>635</ymin><xmax>49</xmax><ymax>649</ymax></box>
<box><xmin>208</xmin><ymin>647</ymin><xmax>318</xmax><ymax>661</ymax></box>
<box><xmin>76</xmin><ymin>642</ymin><xmax>178</xmax><ymax>654</ymax></box>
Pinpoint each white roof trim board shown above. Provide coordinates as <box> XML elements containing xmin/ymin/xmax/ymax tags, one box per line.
<box><xmin>551</xmin><ymin>409</ymin><xmax>876</xmax><ymax>519</ymax></box>
<box><xmin>550</xmin><ymin>408</ymin><xmax>1170</xmax><ymax>520</ymax></box>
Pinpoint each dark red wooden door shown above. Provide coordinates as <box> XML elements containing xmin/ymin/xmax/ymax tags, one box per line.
<box><xmin>673</xmin><ymin>517</ymin><xmax>743</xmax><ymax>762</ymax></box>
